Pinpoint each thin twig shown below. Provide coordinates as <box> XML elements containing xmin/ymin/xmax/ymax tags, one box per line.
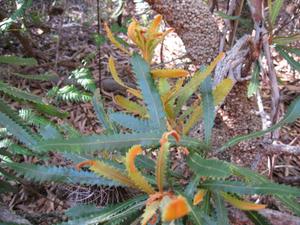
<box><xmin>97</xmin><ymin>0</ymin><xmax>102</xmax><ymax>93</ymax></box>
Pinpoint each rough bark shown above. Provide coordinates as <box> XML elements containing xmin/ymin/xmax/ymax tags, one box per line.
<box><xmin>145</xmin><ymin>0</ymin><xmax>220</xmax><ymax>66</ymax></box>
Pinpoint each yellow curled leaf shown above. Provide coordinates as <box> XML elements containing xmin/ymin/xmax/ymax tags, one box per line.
<box><xmin>76</xmin><ymin>160</ymin><xmax>136</xmax><ymax>188</ymax></box>
<box><xmin>147</xmin><ymin>15</ymin><xmax>163</xmax><ymax>38</ymax></box>
<box><xmin>151</xmin><ymin>69</ymin><xmax>189</xmax><ymax>79</ymax></box>
<box><xmin>104</xmin><ymin>23</ymin><xmax>130</xmax><ymax>54</ymax></box>
<box><xmin>193</xmin><ymin>189</ymin><xmax>207</xmax><ymax>205</ymax></box>
<box><xmin>221</xmin><ymin>193</ymin><xmax>266</xmax><ymax>211</ymax></box>
<box><xmin>114</xmin><ymin>95</ymin><xmax>148</xmax><ymax>118</ymax></box>
<box><xmin>108</xmin><ymin>56</ymin><xmax>142</xmax><ymax>99</ymax></box>
<box><xmin>162</xmin><ymin>196</ymin><xmax>190</xmax><ymax>222</ymax></box>
<box><xmin>125</xmin><ymin>145</ymin><xmax>155</xmax><ymax>194</ymax></box>
<box><xmin>141</xmin><ymin>201</ymin><xmax>160</xmax><ymax>225</ymax></box>
<box><xmin>127</xmin><ymin>18</ymin><xmax>139</xmax><ymax>45</ymax></box>
<box><xmin>108</xmin><ymin>56</ymin><xmax>128</xmax><ymax>88</ymax></box>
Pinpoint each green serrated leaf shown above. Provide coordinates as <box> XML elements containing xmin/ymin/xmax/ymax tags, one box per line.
<box><xmin>270</xmin><ymin>0</ymin><xmax>283</xmax><ymax>26</ymax></box>
<box><xmin>6</xmin><ymin>163</ymin><xmax>119</xmax><ymax>187</ymax></box>
<box><xmin>273</xmin><ymin>34</ymin><xmax>300</xmax><ymax>46</ymax></box>
<box><xmin>109</xmin><ymin>112</ymin><xmax>150</xmax><ymax>132</ymax></box>
<box><xmin>11</xmin><ymin>72</ymin><xmax>58</xmax><ymax>81</ymax></box>
<box><xmin>0</xmin><ymin>111</ymin><xmax>37</xmax><ymax>148</ymax></box>
<box><xmin>220</xmin><ymin>96</ymin><xmax>300</xmax><ymax>151</ymax></box>
<box><xmin>275</xmin><ymin>195</ymin><xmax>300</xmax><ymax>216</ymax></box>
<box><xmin>66</xmin><ymin>204</ymin><xmax>100</xmax><ymax>218</ymax></box>
<box><xmin>281</xmin><ymin>47</ymin><xmax>300</xmax><ymax>56</ymax></box>
<box><xmin>177</xmin><ymin>192</ymin><xmax>216</xmax><ymax>225</ymax></box>
<box><xmin>201</xmin><ymin>180</ymin><xmax>300</xmax><ymax>196</ymax></box>
<box><xmin>0</xmin><ymin>80</ymin><xmax>66</xmax><ymax>118</ymax></box>
<box><xmin>247</xmin><ymin>61</ymin><xmax>260</xmax><ymax>98</ymax></box>
<box><xmin>185</xmin><ymin>175</ymin><xmax>200</xmax><ymax>198</ymax></box>
<box><xmin>187</xmin><ymin>153</ymin><xmax>231</xmax><ymax>178</ymax></box>
<box><xmin>92</xmin><ymin>89</ymin><xmax>117</xmax><ymax>134</ymax></box>
<box><xmin>57</xmin><ymin>195</ymin><xmax>147</xmax><ymax>225</ymax></box>
<box><xmin>276</xmin><ymin>46</ymin><xmax>300</xmax><ymax>72</ymax></box>
<box><xmin>245</xmin><ymin>211</ymin><xmax>272</xmax><ymax>225</ymax></box>
<box><xmin>200</xmin><ymin>76</ymin><xmax>214</xmax><ymax>145</ymax></box>
<box><xmin>213</xmin><ymin>192</ymin><xmax>230</xmax><ymax>225</ymax></box>
<box><xmin>35</xmin><ymin>132</ymin><xmax>207</xmax><ymax>154</ymax></box>
<box><xmin>0</xmin><ymin>55</ymin><xmax>37</xmax><ymax>66</ymax></box>
<box><xmin>131</xmin><ymin>53</ymin><xmax>166</xmax><ymax>131</ymax></box>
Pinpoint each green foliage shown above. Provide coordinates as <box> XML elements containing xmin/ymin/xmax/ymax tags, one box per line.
<box><xmin>92</xmin><ymin>90</ymin><xmax>117</xmax><ymax>134</ymax></box>
<box><xmin>0</xmin><ymin>55</ymin><xmax>37</xmax><ymax>66</ymax></box>
<box><xmin>0</xmin><ymin>0</ymin><xmax>33</xmax><ymax>33</ymax></box>
<box><xmin>5</xmin><ymin>163</ymin><xmax>119</xmax><ymax>187</ymax></box>
<box><xmin>47</xmin><ymin>67</ymin><xmax>96</xmax><ymax>103</ymax></box>
<box><xmin>200</xmin><ymin>76</ymin><xmax>214</xmax><ymax>145</ymax></box>
<box><xmin>0</xmin><ymin>6</ymin><xmax>299</xmax><ymax>222</ymax></box>
<box><xmin>131</xmin><ymin>53</ymin><xmax>167</xmax><ymax>132</ymax></box>
<box><xmin>48</xmin><ymin>85</ymin><xmax>92</xmax><ymax>102</ymax></box>
<box><xmin>247</xmin><ymin>61</ymin><xmax>260</xmax><ymax>98</ymax></box>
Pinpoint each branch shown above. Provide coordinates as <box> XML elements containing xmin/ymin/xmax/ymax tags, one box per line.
<box><xmin>264</xmin><ymin>143</ymin><xmax>300</xmax><ymax>155</ymax></box>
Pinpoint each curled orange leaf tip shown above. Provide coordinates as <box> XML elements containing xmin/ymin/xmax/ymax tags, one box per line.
<box><xmin>76</xmin><ymin>160</ymin><xmax>96</xmax><ymax>171</ymax></box>
<box><xmin>160</xmin><ymin>130</ymin><xmax>180</xmax><ymax>146</ymax></box>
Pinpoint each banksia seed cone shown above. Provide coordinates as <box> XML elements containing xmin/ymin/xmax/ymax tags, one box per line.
<box><xmin>145</xmin><ymin>0</ymin><xmax>220</xmax><ymax>65</ymax></box>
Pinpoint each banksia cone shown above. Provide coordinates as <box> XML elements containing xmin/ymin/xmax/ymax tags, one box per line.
<box><xmin>145</xmin><ymin>0</ymin><xmax>220</xmax><ymax>65</ymax></box>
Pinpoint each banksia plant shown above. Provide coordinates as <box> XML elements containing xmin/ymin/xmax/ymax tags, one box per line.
<box><xmin>3</xmin><ymin>52</ymin><xmax>300</xmax><ymax>224</ymax></box>
<box><xmin>105</xmin><ymin>15</ymin><xmax>233</xmax><ymax>134</ymax></box>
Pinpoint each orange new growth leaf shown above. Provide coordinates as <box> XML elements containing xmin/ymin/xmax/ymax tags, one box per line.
<box><xmin>125</xmin><ymin>145</ymin><xmax>155</xmax><ymax>194</ymax></box>
<box><xmin>127</xmin><ymin>18</ymin><xmax>139</xmax><ymax>44</ymax></box>
<box><xmin>193</xmin><ymin>189</ymin><xmax>207</xmax><ymax>205</ymax></box>
<box><xmin>162</xmin><ymin>196</ymin><xmax>190</xmax><ymax>222</ymax></box>
<box><xmin>221</xmin><ymin>193</ymin><xmax>266</xmax><ymax>211</ymax></box>
<box><xmin>104</xmin><ymin>23</ymin><xmax>130</xmax><ymax>54</ymax></box>
<box><xmin>160</xmin><ymin>130</ymin><xmax>180</xmax><ymax>146</ymax></box>
<box><xmin>156</xmin><ymin>131</ymin><xmax>180</xmax><ymax>193</ymax></box>
<box><xmin>151</xmin><ymin>69</ymin><xmax>189</xmax><ymax>79</ymax></box>
<box><xmin>147</xmin><ymin>15</ymin><xmax>163</xmax><ymax>37</ymax></box>
<box><xmin>127</xmin><ymin>145</ymin><xmax>143</xmax><ymax>173</ymax></box>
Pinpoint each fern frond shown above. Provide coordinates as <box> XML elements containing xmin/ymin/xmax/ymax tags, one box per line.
<box><xmin>48</xmin><ymin>85</ymin><xmax>92</xmax><ymax>102</ymax></box>
<box><xmin>69</xmin><ymin>68</ymin><xmax>96</xmax><ymax>92</ymax></box>
<box><xmin>6</xmin><ymin>163</ymin><xmax>119</xmax><ymax>187</ymax></box>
